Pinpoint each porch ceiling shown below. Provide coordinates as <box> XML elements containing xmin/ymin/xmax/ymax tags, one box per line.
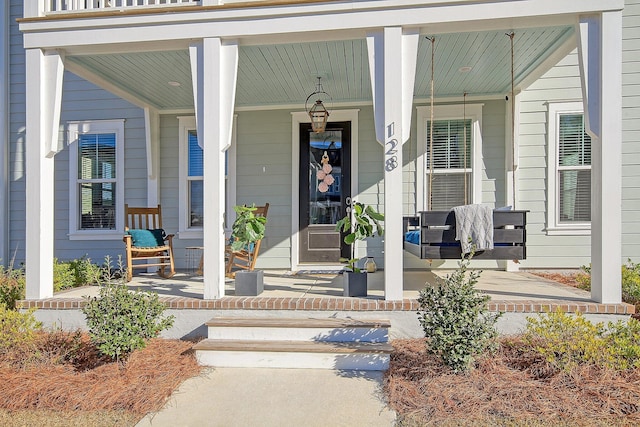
<box><xmin>65</xmin><ymin>25</ymin><xmax>574</xmax><ymax>111</ymax></box>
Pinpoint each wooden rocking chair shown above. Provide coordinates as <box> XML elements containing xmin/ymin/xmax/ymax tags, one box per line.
<box><xmin>123</xmin><ymin>204</ymin><xmax>175</xmax><ymax>282</ymax></box>
<box><xmin>225</xmin><ymin>203</ymin><xmax>269</xmax><ymax>277</ymax></box>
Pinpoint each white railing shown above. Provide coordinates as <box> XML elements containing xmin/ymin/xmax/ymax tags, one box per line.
<box><xmin>45</xmin><ymin>1</ymin><xmax>201</xmax><ymax>14</ymax></box>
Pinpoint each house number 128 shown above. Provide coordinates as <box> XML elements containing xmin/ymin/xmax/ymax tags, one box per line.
<box><xmin>385</xmin><ymin>122</ymin><xmax>398</xmax><ymax>172</ymax></box>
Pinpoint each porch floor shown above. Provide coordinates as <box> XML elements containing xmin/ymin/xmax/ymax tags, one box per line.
<box><xmin>22</xmin><ymin>269</ymin><xmax>635</xmax><ymax>315</ymax></box>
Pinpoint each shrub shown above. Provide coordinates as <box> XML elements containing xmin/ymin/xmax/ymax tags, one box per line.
<box><xmin>82</xmin><ymin>260</ymin><xmax>174</xmax><ymax>362</ymax></box>
<box><xmin>53</xmin><ymin>258</ymin><xmax>76</xmax><ymax>292</ymax></box>
<box><xmin>70</xmin><ymin>256</ymin><xmax>102</xmax><ymax>287</ymax></box>
<box><xmin>621</xmin><ymin>260</ymin><xmax>640</xmax><ymax>308</ymax></box>
<box><xmin>0</xmin><ymin>265</ymin><xmax>26</xmax><ymax>309</ymax></box>
<box><xmin>575</xmin><ymin>260</ymin><xmax>640</xmax><ymax>309</ymax></box>
<box><xmin>417</xmin><ymin>256</ymin><xmax>501</xmax><ymax>372</ymax></box>
<box><xmin>0</xmin><ymin>305</ymin><xmax>42</xmax><ymax>355</ymax></box>
<box><xmin>54</xmin><ymin>256</ymin><xmax>103</xmax><ymax>292</ymax></box>
<box><xmin>524</xmin><ymin>309</ymin><xmax>640</xmax><ymax>371</ymax></box>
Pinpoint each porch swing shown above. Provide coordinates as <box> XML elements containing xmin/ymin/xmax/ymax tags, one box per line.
<box><xmin>403</xmin><ymin>34</ymin><xmax>527</xmax><ymax>260</ymax></box>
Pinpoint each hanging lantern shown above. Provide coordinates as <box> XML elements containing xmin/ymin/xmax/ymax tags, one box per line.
<box><xmin>305</xmin><ymin>77</ymin><xmax>331</xmax><ymax>133</ymax></box>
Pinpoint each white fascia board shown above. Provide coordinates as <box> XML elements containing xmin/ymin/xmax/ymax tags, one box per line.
<box><xmin>21</xmin><ymin>0</ymin><xmax>623</xmax><ymax>51</ymax></box>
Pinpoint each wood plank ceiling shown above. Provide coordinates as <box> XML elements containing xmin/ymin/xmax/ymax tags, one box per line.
<box><xmin>66</xmin><ymin>26</ymin><xmax>573</xmax><ymax>111</ymax></box>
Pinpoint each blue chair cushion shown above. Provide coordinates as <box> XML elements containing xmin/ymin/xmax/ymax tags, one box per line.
<box><xmin>228</xmin><ymin>236</ymin><xmax>255</xmax><ymax>252</ymax></box>
<box><xmin>128</xmin><ymin>229</ymin><xmax>166</xmax><ymax>248</ymax></box>
<box><xmin>404</xmin><ymin>230</ymin><xmax>421</xmax><ymax>245</ymax></box>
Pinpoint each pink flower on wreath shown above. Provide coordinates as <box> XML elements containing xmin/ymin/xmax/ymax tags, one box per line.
<box><xmin>318</xmin><ymin>182</ymin><xmax>329</xmax><ymax>193</ymax></box>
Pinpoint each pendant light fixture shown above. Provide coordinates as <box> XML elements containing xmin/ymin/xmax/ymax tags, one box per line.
<box><xmin>305</xmin><ymin>77</ymin><xmax>331</xmax><ymax>133</ymax></box>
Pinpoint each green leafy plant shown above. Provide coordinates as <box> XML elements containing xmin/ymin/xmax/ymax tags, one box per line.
<box><xmin>574</xmin><ymin>260</ymin><xmax>640</xmax><ymax>309</ymax></box>
<box><xmin>82</xmin><ymin>257</ymin><xmax>174</xmax><ymax>362</ymax></box>
<box><xmin>0</xmin><ymin>264</ymin><xmax>26</xmax><ymax>310</ymax></box>
<box><xmin>417</xmin><ymin>256</ymin><xmax>501</xmax><ymax>372</ymax></box>
<box><xmin>230</xmin><ymin>204</ymin><xmax>268</xmax><ymax>268</ymax></box>
<box><xmin>0</xmin><ymin>305</ymin><xmax>41</xmax><ymax>354</ymax></box>
<box><xmin>53</xmin><ymin>258</ymin><xmax>75</xmax><ymax>292</ymax></box>
<box><xmin>54</xmin><ymin>256</ymin><xmax>103</xmax><ymax>292</ymax></box>
<box><xmin>524</xmin><ymin>309</ymin><xmax>640</xmax><ymax>371</ymax></box>
<box><xmin>335</xmin><ymin>201</ymin><xmax>384</xmax><ymax>272</ymax></box>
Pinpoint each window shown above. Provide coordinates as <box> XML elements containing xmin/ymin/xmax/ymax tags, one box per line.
<box><xmin>416</xmin><ymin>105</ymin><xmax>483</xmax><ymax>211</ymax></box>
<box><xmin>547</xmin><ymin>102</ymin><xmax>591</xmax><ymax>234</ymax></box>
<box><xmin>178</xmin><ymin>116</ymin><xmax>235</xmax><ymax>238</ymax></box>
<box><xmin>68</xmin><ymin>119</ymin><xmax>125</xmax><ymax>240</ymax></box>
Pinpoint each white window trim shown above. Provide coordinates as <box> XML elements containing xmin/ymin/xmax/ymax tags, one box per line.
<box><xmin>546</xmin><ymin>102</ymin><xmax>591</xmax><ymax>236</ymax></box>
<box><xmin>416</xmin><ymin>104</ymin><xmax>483</xmax><ymax>211</ymax></box>
<box><xmin>178</xmin><ymin>116</ymin><xmax>237</xmax><ymax>239</ymax></box>
<box><xmin>67</xmin><ymin>119</ymin><xmax>125</xmax><ymax>240</ymax></box>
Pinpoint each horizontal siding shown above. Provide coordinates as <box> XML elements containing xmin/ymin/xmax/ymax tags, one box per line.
<box><xmin>235</xmin><ymin>110</ymin><xmax>294</xmax><ymax>269</ymax></box>
<box><xmin>517</xmin><ymin>50</ymin><xmax>591</xmax><ymax>269</ymax></box>
<box><xmin>623</xmin><ymin>0</ymin><xmax>640</xmax><ymax>263</ymax></box>
<box><xmin>53</xmin><ymin>72</ymin><xmax>146</xmax><ymax>263</ymax></box>
<box><xmin>8</xmin><ymin>0</ymin><xmax>25</xmax><ymax>262</ymax></box>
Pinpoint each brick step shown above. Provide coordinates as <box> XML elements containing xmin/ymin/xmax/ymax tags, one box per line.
<box><xmin>193</xmin><ymin>339</ymin><xmax>393</xmax><ymax>370</ymax></box>
<box><xmin>205</xmin><ymin>317</ymin><xmax>391</xmax><ymax>343</ymax></box>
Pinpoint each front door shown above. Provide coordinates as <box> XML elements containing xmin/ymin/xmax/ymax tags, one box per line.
<box><xmin>299</xmin><ymin>122</ymin><xmax>351</xmax><ymax>263</ymax></box>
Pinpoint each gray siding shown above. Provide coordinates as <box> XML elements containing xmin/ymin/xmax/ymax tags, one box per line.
<box><xmin>53</xmin><ymin>73</ymin><xmax>147</xmax><ymax>263</ymax></box>
<box><xmin>8</xmin><ymin>0</ymin><xmax>24</xmax><ymax>263</ymax></box>
<box><xmin>517</xmin><ymin>50</ymin><xmax>590</xmax><ymax>268</ymax></box>
<box><xmin>623</xmin><ymin>0</ymin><xmax>640</xmax><ymax>263</ymax></box>
<box><xmin>235</xmin><ymin>110</ymin><xmax>296</xmax><ymax>269</ymax></box>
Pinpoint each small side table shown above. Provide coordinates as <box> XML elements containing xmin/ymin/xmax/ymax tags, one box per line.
<box><xmin>185</xmin><ymin>246</ymin><xmax>204</xmax><ymax>275</ymax></box>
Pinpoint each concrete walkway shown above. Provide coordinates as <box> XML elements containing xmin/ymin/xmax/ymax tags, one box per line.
<box><xmin>136</xmin><ymin>367</ymin><xmax>396</xmax><ymax>427</ymax></box>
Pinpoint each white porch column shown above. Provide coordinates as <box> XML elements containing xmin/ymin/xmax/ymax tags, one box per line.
<box><xmin>577</xmin><ymin>12</ymin><xmax>622</xmax><ymax>304</ymax></box>
<box><xmin>367</xmin><ymin>27</ymin><xmax>419</xmax><ymax>301</ymax></box>
<box><xmin>24</xmin><ymin>1</ymin><xmax>46</xmax><ymax>18</ymax></box>
<box><xmin>144</xmin><ymin>107</ymin><xmax>160</xmax><ymax>207</ymax></box>
<box><xmin>24</xmin><ymin>48</ymin><xmax>64</xmax><ymax>299</ymax></box>
<box><xmin>190</xmin><ymin>38</ymin><xmax>238</xmax><ymax>300</ymax></box>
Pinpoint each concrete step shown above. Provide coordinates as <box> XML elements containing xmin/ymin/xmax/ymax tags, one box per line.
<box><xmin>204</xmin><ymin>317</ymin><xmax>391</xmax><ymax>343</ymax></box>
<box><xmin>193</xmin><ymin>339</ymin><xmax>393</xmax><ymax>371</ymax></box>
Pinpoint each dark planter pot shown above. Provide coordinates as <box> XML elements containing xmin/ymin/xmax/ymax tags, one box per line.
<box><xmin>235</xmin><ymin>270</ymin><xmax>264</xmax><ymax>296</ymax></box>
<box><xmin>344</xmin><ymin>271</ymin><xmax>367</xmax><ymax>297</ymax></box>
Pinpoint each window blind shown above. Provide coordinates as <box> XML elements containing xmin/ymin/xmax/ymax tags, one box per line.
<box><xmin>558</xmin><ymin>113</ymin><xmax>591</xmax><ymax>223</ymax></box>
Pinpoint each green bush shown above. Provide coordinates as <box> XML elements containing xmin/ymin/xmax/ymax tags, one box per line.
<box><xmin>53</xmin><ymin>258</ymin><xmax>76</xmax><ymax>292</ymax></box>
<box><xmin>524</xmin><ymin>309</ymin><xmax>640</xmax><ymax>371</ymax></box>
<box><xmin>82</xmin><ymin>262</ymin><xmax>174</xmax><ymax>362</ymax></box>
<box><xmin>0</xmin><ymin>305</ymin><xmax>42</xmax><ymax>354</ymax></box>
<box><xmin>54</xmin><ymin>256</ymin><xmax>103</xmax><ymax>292</ymax></box>
<box><xmin>0</xmin><ymin>265</ymin><xmax>26</xmax><ymax>309</ymax></box>
<box><xmin>575</xmin><ymin>260</ymin><xmax>640</xmax><ymax>309</ymax></box>
<box><xmin>70</xmin><ymin>256</ymin><xmax>102</xmax><ymax>287</ymax></box>
<box><xmin>417</xmin><ymin>256</ymin><xmax>501</xmax><ymax>373</ymax></box>
<box><xmin>621</xmin><ymin>260</ymin><xmax>640</xmax><ymax>308</ymax></box>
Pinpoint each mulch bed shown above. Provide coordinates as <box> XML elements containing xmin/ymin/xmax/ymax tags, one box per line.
<box><xmin>0</xmin><ymin>332</ymin><xmax>202</xmax><ymax>416</ymax></box>
<box><xmin>385</xmin><ymin>338</ymin><xmax>640</xmax><ymax>426</ymax></box>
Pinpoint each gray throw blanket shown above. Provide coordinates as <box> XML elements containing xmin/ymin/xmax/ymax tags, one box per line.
<box><xmin>452</xmin><ymin>204</ymin><xmax>494</xmax><ymax>254</ymax></box>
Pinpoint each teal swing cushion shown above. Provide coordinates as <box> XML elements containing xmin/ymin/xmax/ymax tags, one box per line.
<box><xmin>127</xmin><ymin>229</ymin><xmax>166</xmax><ymax>248</ymax></box>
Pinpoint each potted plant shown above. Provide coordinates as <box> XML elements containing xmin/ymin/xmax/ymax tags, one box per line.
<box><xmin>230</xmin><ymin>204</ymin><xmax>268</xmax><ymax>296</ymax></box>
<box><xmin>335</xmin><ymin>201</ymin><xmax>385</xmax><ymax>297</ymax></box>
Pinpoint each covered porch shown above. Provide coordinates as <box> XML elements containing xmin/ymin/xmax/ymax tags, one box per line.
<box><xmin>19</xmin><ymin>0</ymin><xmax>624</xmax><ymax>303</ymax></box>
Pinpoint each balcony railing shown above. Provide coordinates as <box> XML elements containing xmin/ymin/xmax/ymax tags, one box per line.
<box><xmin>46</xmin><ymin>1</ymin><xmax>200</xmax><ymax>14</ymax></box>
